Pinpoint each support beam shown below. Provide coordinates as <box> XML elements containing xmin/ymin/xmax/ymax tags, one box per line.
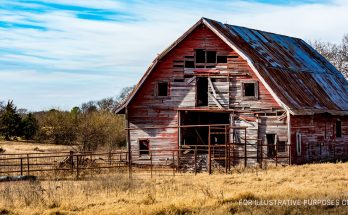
<box><xmin>207</xmin><ymin>77</ymin><xmax>217</xmax><ymax>98</ymax></box>
<box><xmin>208</xmin><ymin>92</ymin><xmax>223</xmax><ymax>109</ymax></box>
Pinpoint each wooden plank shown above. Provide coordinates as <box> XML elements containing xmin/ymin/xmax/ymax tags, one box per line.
<box><xmin>208</xmin><ymin>92</ymin><xmax>223</xmax><ymax>109</ymax></box>
<box><xmin>208</xmin><ymin>77</ymin><xmax>217</xmax><ymax>98</ymax></box>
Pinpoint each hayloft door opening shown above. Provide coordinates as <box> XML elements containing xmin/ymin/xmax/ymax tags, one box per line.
<box><xmin>196</xmin><ymin>77</ymin><xmax>208</xmax><ymax>106</ymax></box>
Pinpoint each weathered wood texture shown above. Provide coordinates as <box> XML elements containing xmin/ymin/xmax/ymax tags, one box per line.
<box><xmin>290</xmin><ymin>115</ymin><xmax>348</xmax><ymax>164</ymax></box>
<box><xmin>128</xmin><ymin>24</ymin><xmax>283</xmax><ymax>163</ymax></box>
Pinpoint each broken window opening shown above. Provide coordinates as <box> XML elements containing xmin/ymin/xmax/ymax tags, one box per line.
<box><xmin>196</xmin><ymin>77</ymin><xmax>208</xmax><ymax>106</ymax></box>
<box><xmin>156</xmin><ymin>82</ymin><xmax>169</xmax><ymax>97</ymax></box>
<box><xmin>244</xmin><ymin>83</ymin><xmax>256</xmax><ymax>97</ymax></box>
<box><xmin>195</xmin><ymin>49</ymin><xmax>205</xmax><ymax>64</ymax></box>
<box><xmin>185</xmin><ymin>60</ymin><xmax>195</xmax><ymax>68</ymax></box>
<box><xmin>206</xmin><ymin>51</ymin><xmax>216</xmax><ymax>63</ymax></box>
<box><xmin>266</xmin><ymin>134</ymin><xmax>276</xmax><ymax>158</ymax></box>
<box><xmin>217</xmin><ymin>56</ymin><xmax>228</xmax><ymax>63</ymax></box>
<box><xmin>336</xmin><ymin>120</ymin><xmax>342</xmax><ymax>138</ymax></box>
<box><xmin>242</xmin><ymin>82</ymin><xmax>258</xmax><ymax>99</ymax></box>
<box><xmin>139</xmin><ymin>139</ymin><xmax>150</xmax><ymax>156</ymax></box>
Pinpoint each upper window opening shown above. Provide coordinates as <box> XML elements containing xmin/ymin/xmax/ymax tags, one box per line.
<box><xmin>336</xmin><ymin>120</ymin><xmax>342</xmax><ymax>138</ymax></box>
<box><xmin>217</xmin><ymin>56</ymin><xmax>228</xmax><ymax>63</ymax></box>
<box><xmin>195</xmin><ymin>49</ymin><xmax>205</xmax><ymax>64</ymax></box>
<box><xmin>156</xmin><ymin>82</ymin><xmax>169</xmax><ymax>97</ymax></box>
<box><xmin>206</xmin><ymin>51</ymin><xmax>216</xmax><ymax>63</ymax></box>
<box><xmin>243</xmin><ymin>82</ymin><xmax>258</xmax><ymax>98</ymax></box>
<box><xmin>185</xmin><ymin>60</ymin><xmax>195</xmax><ymax>68</ymax></box>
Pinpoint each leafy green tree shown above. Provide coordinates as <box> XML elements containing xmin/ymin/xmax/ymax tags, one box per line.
<box><xmin>21</xmin><ymin>113</ymin><xmax>38</xmax><ymax>140</ymax></box>
<box><xmin>0</xmin><ymin>101</ymin><xmax>21</xmax><ymax>140</ymax></box>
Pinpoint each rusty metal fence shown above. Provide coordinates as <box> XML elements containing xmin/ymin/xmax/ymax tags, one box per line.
<box><xmin>1</xmin><ymin>141</ymin><xmax>346</xmax><ymax>179</ymax></box>
<box><xmin>0</xmin><ymin>151</ymin><xmax>129</xmax><ymax>178</ymax></box>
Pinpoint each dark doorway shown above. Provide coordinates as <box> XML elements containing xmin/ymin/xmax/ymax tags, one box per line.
<box><xmin>180</xmin><ymin>111</ymin><xmax>229</xmax><ymax>146</ymax></box>
<box><xmin>196</xmin><ymin>77</ymin><xmax>208</xmax><ymax>106</ymax></box>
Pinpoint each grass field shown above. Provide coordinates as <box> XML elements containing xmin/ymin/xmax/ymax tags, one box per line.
<box><xmin>0</xmin><ymin>162</ymin><xmax>348</xmax><ymax>215</ymax></box>
<box><xmin>0</xmin><ymin>141</ymin><xmax>72</xmax><ymax>154</ymax></box>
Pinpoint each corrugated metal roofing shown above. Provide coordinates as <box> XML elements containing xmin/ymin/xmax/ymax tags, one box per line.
<box><xmin>205</xmin><ymin>18</ymin><xmax>348</xmax><ymax>115</ymax></box>
<box><xmin>116</xmin><ymin>18</ymin><xmax>348</xmax><ymax>115</ymax></box>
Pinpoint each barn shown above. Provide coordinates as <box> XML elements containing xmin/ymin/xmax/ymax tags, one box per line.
<box><xmin>116</xmin><ymin>18</ymin><xmax>348</xmax><ymax>170</ymax></box>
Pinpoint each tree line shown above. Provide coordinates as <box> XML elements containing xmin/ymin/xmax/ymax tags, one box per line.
<box><xmin>310</xmin><ymin>34</ymin><xmax>348</xmax><ymax>79</ymax></box>
<box><xmin>0</xmin><ymin>86</ymin><xmax>133</xmax><ymax>152</ymax></box>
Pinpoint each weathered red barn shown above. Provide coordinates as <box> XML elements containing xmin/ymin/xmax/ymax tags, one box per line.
<box><xmin>116</xmin><ymin>18</ymin><xmax>348</xmax><ymax>168</ymax></box>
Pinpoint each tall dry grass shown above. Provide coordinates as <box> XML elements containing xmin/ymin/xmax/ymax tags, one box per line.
<box><xmin>0</xmin><ymin>162</ymin><xmax>348</xmax><ymax>215</ymax></box>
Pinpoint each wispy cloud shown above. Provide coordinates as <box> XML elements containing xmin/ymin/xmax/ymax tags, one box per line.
<box><xmin>0</xmin><ymin>0</ymin><xmax>347</xmax><ymax>111</ymax></box>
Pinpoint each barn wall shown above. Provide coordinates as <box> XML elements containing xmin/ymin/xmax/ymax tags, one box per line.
<box><xmin>127</xmin><ymin>24</ymin><xmax>283</xmax><ymax>164</ymax></box>
<box><xmin>290</xmin><ymin>114</ymin><xmax>348</xmax><ymax>164</ymax></box>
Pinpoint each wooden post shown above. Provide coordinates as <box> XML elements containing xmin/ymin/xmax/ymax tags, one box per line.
<box><xmin>244</xmin><ymin>128</ymin><xmax>247</xmax><ymax>168</ymax></box>
<box><xmin>225</xmin><ymin>125</ymin><xmax>228</xmax><ymax>174</ymax></box>
<box><xmin>229</xmin><ymin>126</ymin><xmax>232</xmax><ymax>171</ymax></box>
<box><xmin>260</xmin><ymin>140</ymin><xmax>263</xmax><ymax>169</ymax></box>
<box><xmin>177</xmin><ymin>149</ymin><xmax>180</xmax><ymax>173</ymax></box>
<box><xmin>150</xmin><ymin>151</ymin><xmax>153</xmax><ymax>178</ymax></box>
<box><xmin>26</xmin><ymin>154</ymin><xmax>30</xmax><ymax>175</ymax></box>
<box><xmin>128</xmin><ymin>152</ymin><xmax>132</xmax><ymax>179</ymax></box>
<box><xmin>70</xmin><ymin>151</ymin><xmax>74</xmax><ymax>174</ymax></box>
<box><xmin>76</xmin><ymin>155</ymin><xmax>79</xmax><ymax>179</ymax></box>
<box><xmin>20</xmin><ymin>158</ymin><xmax>23</xmax><ymax>176</ymax></box>
<box><xmin>194</xmin><ymin>145</ymin><xmax>197</xmax><ymax>175</ymax></box>
<box><xmin>208</xmin><ymin>126</ymin><xmax>212</xmax><ymax>175</ymax></box>
<box><xmin>172</xmin><ymin>151</ymin><xmax>175</xmax><ymax>176</ymax></box>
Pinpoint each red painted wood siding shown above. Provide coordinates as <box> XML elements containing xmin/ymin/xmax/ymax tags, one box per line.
<box><xmin>290</xmin><ymin>115</ymin><xmax>348</xmax><ymax>164</ymax></box>
<box><xmin>128</xmin><ymin>24</ymin><xmax>282</xmax><ymax>163</ymax></box>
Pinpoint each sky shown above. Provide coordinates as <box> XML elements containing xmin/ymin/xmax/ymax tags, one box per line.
<box><xmin>0</xmin><ymin>0</ymin><xmax>347</xmax><ymax>111</ymax></box>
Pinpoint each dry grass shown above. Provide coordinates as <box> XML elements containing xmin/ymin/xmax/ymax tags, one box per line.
<box><xmin>1</xmin><ymin>162</ymin><xmax>348</xmax><ymax>214</ymax></box>
<box><xmin>0</xmin><ymin>141</ymin><xmax>72</xmax><ymax>154</ymax></box>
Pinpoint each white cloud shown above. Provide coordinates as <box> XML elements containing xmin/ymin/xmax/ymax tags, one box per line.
<box><xmin>0</xmin><ymin>0</ymin><xmax>347</xmax><ymax>110</ymax></box>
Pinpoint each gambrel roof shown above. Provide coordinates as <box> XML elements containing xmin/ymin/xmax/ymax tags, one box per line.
<box><xmin>116</xmin><ymin>18</ymin><xmax>348</xmax><ymax>115</ymax></box>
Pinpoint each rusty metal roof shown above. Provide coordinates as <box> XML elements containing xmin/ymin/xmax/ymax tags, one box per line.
<box><xmin>205</xmin><ymin>18</ymin><xmax>348</xmax><ymax>115</ymax></box>
<box><xmin>116</xmin><ymin>18</ymin><xmax>348</xmax><ymax>115</ymax></box>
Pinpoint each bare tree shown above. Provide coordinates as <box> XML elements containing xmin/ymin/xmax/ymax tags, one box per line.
<box><xmin>310</xmin><ymin>34</ymin><xmax>348</xmax><ymax>79</ymax></box>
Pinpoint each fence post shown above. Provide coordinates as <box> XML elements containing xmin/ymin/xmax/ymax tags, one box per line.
<box><xmin>244</xmin><ymin>128</ymin><xmax>247</xmax><ymax>168</ymax></box>
<box><xmin>76</xmin><ymin>155</ymin><xmax>79</xmax><ymax>179</ymax></box>
<box><xmin>225</xmin><ymin>125</ymin><xmax>228</xmax><ymax>174</ymax></box>
<box><xmin>150</xmin><ymin>151</ymin><xmax>153</xmax><ymax>178</ymax></box>
<box><xmin>172</xmin><ymin>151</ymin><xmax>175</xmax><ymax>176</ymax></box>
<box><xmin>208</xmin><ymin>126</ymin><xmax>211</xmax><ymax>175</ymax></box>
<box><xmin>260</xmin><ymin>140</ymin><xmax>263</xmax><ymax>169</ymax></box>
<box><xmin>26</xmin><ymin>154</ymin><xmax>30</xmax><ymax>175</ymax></box>
<box><xmin>70</xmin><ymin>151</ymin><xmax>74</xmax><ymax>175</ymax></box>
<box><xmin>20</xmin><ymin>158</ymin><xmax>23</xmax><ymax>176</ymax></box>
<box><xmin>194</xmin><ymin>146</ymin><xmax>197</xmax><ymax>175</ymax></box>
<box><xmin>128</xmin><ymin>152</ymin><xmax>132</xmax><ymax>179</ymax></box>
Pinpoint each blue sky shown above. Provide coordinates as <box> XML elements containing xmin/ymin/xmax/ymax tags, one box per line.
<box><xmin>0</xmin><ymin>0</ymin><xmax>347</xmax><ymax>111</ymax></box>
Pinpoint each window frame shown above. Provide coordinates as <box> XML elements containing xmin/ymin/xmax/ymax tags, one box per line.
<box><xmin>138</xmin><ymin>138</ymin><xmax>150</xmax><ymax>157</ymax></box>
<box><xmin>194</xmin><ymin>49</ymin><xmax>218</xmax><ymax>67</ymax></box>
<box><xmin>154</xmin><ymin>81</ymin><xmax>170</xmax><ymax>98</ymax></box>
<box><xmin>296</xmin><ymin>131</ymin><xmax>302</xmax><ymax>156</ymax></box>
<box><xmin>266</xmin><ymin>133</ymin><xmax>277</xmax><ymax>158</ymax></box>
<box><xmin>241</xmin><ymin>81</ymin><xmax>259</xmax><ymax>100</ymax></box>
